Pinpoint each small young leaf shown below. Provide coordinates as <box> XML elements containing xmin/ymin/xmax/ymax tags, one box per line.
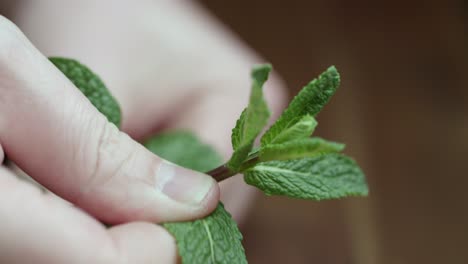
<box><xmin>49</xmin><ymin>57</ymin><xmax>121</xmax><ymax>127</ymax></box>
<box><xmin>259</xmin><ymin>137</ymin><xmax>344</xmax><ymax>162</ymax></box>
<box><xmin>244</xmin><ymin>153</ymin><xmax>368</xmax><ymax>200</ymax></box>
<box><xmin>164</xmin><ymin>203</ymin><xmax>247</xmax><ymax>264</ymax></box>
<box><xmin>144</xmin><ymin>131</ymin><xmax>246</xmax><ymax>264</ymax></box>
<box><xmin>227</xmin><ymin>64</ymin><xmax>272</xmax><ymax>171</ymax></box>
<box><xmin>265</xmin><ymin>115</ymin><xmax>317</xmax><ymax>144</ymax></box>
<box><xmin>261</xmin><ymin>66</ymin><xmax>340</xmax><ymax>146</ymax></box>
<box><xmin>144</xmin><ymin>131</ymin><xmax>222</xmax><ymax>172</ymax></box>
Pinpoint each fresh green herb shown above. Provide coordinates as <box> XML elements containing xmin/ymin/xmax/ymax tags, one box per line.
<box><xmin>49</xmin><ymin>57</ymin><xmax>121</xmax><ymax>127</ymax></box>
<box><xmin>163</xmin><ymin>203</ymin><xmax>246</xmax><ymax>264</ymax></box>
<box><xmin>264</xmin><ymin>114</ymin><xmax>317</xmax><ymax>145</ymax></box>
<box><xmin>244</xmin><ymin>154</ymin><xmax>367</xmax><ymax>199</ymax></box>
<box><xmin>53</xmin><ymin>57</ymin><xmax>368</xmax><ymax>264</ymax></box>
<box><xmin>258</xmin><ymin>137</ymin><xmax>345</xmax><ymax>162</ymax></box>
<box><xmin>260</xmin><ymin>66</ymin><xmax>339</xmax><ymax>146</ymax></box>
<box><xmin>227</xmin><ymin>64</ymin><xmax>271</xmax><ymax>172</ymax></box>
<box><xmin>144</xmin><ymin>131</ymin><xmax>222</xmax><ymax>172</ymax></box>
<box><xmin>144</xmin><ymin>132</ymin><xmax>246</xmax><ymax>264</ymax></box>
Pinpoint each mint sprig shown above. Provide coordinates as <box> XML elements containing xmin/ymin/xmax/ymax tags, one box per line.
<box><xmin>53</xmin><ymin>57</ymin><xmax>368</xmax><ymax>264</ymax></box>
<box><xmin>205</xmin><ymin>64</ymin><xmax>367</xmax><ymax>201</ymax></box>
<box><xmin>227</xmin><ymin>64</ymin><xmax>271</xmax><ymax>172</ymax></box>
<box><xmin>144</xmin><ymin>133</ymin><xmax>247</xmax><ymax>264</ymax></box>
<box><xmin>261</xmin><ymin>66</ymin><xmax>339</xmax><ymax>146</ymax></box>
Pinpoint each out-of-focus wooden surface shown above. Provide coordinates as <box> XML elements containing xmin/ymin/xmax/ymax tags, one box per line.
<box><xmin>202</xmin><ymin>1</ymin><xmax>468</xmax><ymax>263</ymax></box>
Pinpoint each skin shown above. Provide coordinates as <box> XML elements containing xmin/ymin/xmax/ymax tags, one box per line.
<box><xmin>0</xmin><ymin>1</ymin><xmax>286</xmax><ymax>263</ymax></box>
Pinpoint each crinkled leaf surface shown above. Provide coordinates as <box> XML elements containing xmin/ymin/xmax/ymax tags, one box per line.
<box><xmin>265</xmin><ymin>115</ymin><xmax>317</xmax><ymax>144</ymax></box>
<box><xmin>144</xmin><ymin>131</ymin><xmax>247</xmax><ymax>264</ymax></box>
<box><xmin>261</xmin><ymin>66</ymin><xmax>339</xmax><ymax>146</ymax></box>
<box><xmin>259</xmin><ymin>137</ymin><xmax>344</xmax><ymax>162</ymax></box>
<box><xmin>244</xmin><ymin>153</ymin><xmax>368</xmax><ymax>200</ymax></box>
<box><xmin>227</xmin><ymin>64</ymin><xmax>272</xmax><ymax>172</ymax></box>
<box><xmin>164</xmin><ymin>203</ymin><xmax>246</xmax><ymax>264</ymax></box>
<box><xmin>49</xmin><ymin>57</ymin><xmax>121</xmax><ymax>127</ymax></box>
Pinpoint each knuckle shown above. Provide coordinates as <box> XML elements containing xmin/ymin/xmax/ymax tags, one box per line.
<box><xmin>91</xmin><ymin>121</ymin><xmax>131</xmax><ymax>188</ymax></box>
<box><xmin>83</xmin><ymin>117</ymin><xmax>146</xmax><ymax>196</ymax></box>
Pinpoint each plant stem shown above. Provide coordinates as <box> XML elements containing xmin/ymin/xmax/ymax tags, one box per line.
<box><xmin>206</xmin><ymin>164</ymin><xmax>235</xmax><ymax>182</ymax></box>
<box><xmin>207</xmin><ymin>155</ymin><xmax>260</xmax><ymax>182</ymax></box>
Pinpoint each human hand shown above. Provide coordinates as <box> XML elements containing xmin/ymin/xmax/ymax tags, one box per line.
<box><xmin>0</xmin><ymin>16</ymin><xmax>219</xmax><ymax>263</ymax></box>
<box><xmin>13</xmin><ymin>0</ymin><xmax>287</xmax><ymax>221</ymax></box>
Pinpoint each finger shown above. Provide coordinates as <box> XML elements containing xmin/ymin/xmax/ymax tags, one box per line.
<box><xmin>0</xmin><ymin>142</ymin><xmax>3</xmax><ymax>164</ymax></box>
<box><xmin>108</xmin><ymin>223</ymin><xmax>177</xmax><ymax>264</ymax></box>
<box><xmin>0</xmin><ymin>167</ymin><xmax>177</xmax><ymax>264</ymax></box>
<box><xmin>0</xmin><ymin>16</ymin><xmax>219</xmax><ymax>224</ymax></box>
<box><xmin>13</xmin><ymin>1</ymin><xmax>288</xmax><ymax>222</ymax></box>
<box><xmin>12</xmin><ymin>1</ymin><xmax>284</xmax><ymax>221</ymax></box>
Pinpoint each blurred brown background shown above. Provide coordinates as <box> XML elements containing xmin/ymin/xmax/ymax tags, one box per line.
<box><xmin>201</xmin><ymin>0</ymin><xmax>468</xmax><ymax>263</ymax></box>
<box><xmin>1</xmin><ymin>0</ymin><xmax>467</xmax><ymax>263</ymax></box>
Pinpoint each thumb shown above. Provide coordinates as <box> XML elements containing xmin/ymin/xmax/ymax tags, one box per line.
<box><xmin>0</xmin><ymin>16</ymin><xmax>219</xmax><ymax>224</ymax></box>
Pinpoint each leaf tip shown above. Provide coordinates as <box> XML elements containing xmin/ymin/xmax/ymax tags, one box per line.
<box><xmin>336</xmin><ymin>142</ymin><xmax>346</xmax><ymax>152</ymax></box>
<box><xmin>252</xmin><ymin>63</ymin><xmax>272</xmax><ymax>83</ymax></box>
<box><xmin>325</xmin><ymin>65</ymin><xmax>340</xmax><ymax>88</ymax></box>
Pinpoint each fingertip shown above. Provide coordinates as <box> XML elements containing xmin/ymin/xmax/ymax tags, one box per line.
<box><xmin>195</xmin><ymin>175</ymin><xmax>221</xmax><ymax>218</ymax></box>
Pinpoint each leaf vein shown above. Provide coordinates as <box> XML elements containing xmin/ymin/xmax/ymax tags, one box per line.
<box><xmin>202</xmin><ymin>219</ymin><xmax>215</xmax><ymax>263</ymax></box>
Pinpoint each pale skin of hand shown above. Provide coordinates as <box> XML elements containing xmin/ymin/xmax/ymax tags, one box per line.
<box><xmin>0</xmin><ymin>1</ymin><xmax>286</xmax><ymax>263</ymax></box>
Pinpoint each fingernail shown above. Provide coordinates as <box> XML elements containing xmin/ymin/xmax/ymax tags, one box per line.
<box><xmin>156</xmin><ymin>161</ymin><xmax>215</xmax><ymax>205</ymax></box>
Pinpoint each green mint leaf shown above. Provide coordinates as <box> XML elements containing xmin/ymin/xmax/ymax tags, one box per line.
<box><xmin>143</xmin><ymin>131</ymin><xmax>246</xmax><ymax>264</ymax></box>
<box><xmin>244</xmin><ymin>153</ymin><xmax>368</xmax><ymax>200</ymax></box>
<box><xmin>259</xmin><ymin>137</ymin><xmax>345</xmax><ymax>162</ymax></box>
<box><xmin>261</xmin><ymin>66</ymin><xmax>340</xmax><ymax>146</ymax></box>
<box><xmin>227</xmin><ymin>64</ymin><xmax>272</xmax><ymax>171</ymax></box>
<box><xmin>163</xmin><ymin>203</ymin><xmax>247</xmax><ymax>264</ymax></box>
<box><xmin>49</xmin><ymin>57</ymin><xmax>121</xmax><ymax>127</ymax></box>
<box><xmin>144</xmin><ymin>131</ymin><xmax>222</xmax><ymax>172</ymax></box>
<box><xmin>265</xmin><ymin>115</ymin><xmax>317</xmax><ymax>144</ymax></box>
